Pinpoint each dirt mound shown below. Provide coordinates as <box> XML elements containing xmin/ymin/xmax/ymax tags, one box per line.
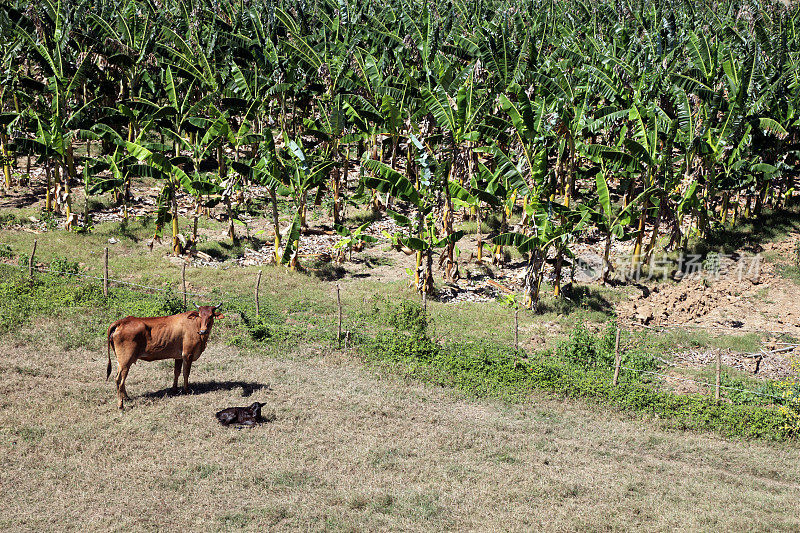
<box><xmin>620</xmin><ymin>254</ymin><xmax>778</xmax><ymax>328</ymax></box>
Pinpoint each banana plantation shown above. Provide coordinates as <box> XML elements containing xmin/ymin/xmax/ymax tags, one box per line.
<box><xmin>1</xmin><ymin>0</ymin><xmax>798</xmax><ymax>308</ymax></box>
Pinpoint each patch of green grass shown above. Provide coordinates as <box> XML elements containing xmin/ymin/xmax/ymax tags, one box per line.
<box><xmin>191</xmin><ymin>464</ymin><xmax>220</xmax><ymax>479</ymax></box>
<box><xmin>0</xmin><ymin>265</ymin><xmax>186</xmax><ymax>339</ymax></box>
<box><xmin>359</xmin><ymin>304</ymin><xmax>792</xmax><ymax>441</ymax></box>
<box><xmin>456</xmin><ymin>220</ymin><xmax>492</xmax><ymax>235</ymax></box>
<box><xmin>12</xmin><ymin>426</ymin><xmax>46</xmax><ymax>443</ymax></box>
<box><xmin>775</xmin><ymin>263</ymin><xmax>800</xmax><ymax>285</ymax></box>
<box><xmin>628</xmin><ymin>327</ymin><xmax>764</xmax><ymax>358</ymax></box>
<box><xmin>197</xmin><ymin>237</ymin><xmax>262</xmax><ymax>261</ymax></box>
<box><xmin>0</xmin><ymin>211</ymin><xmax>20</xmax><ymax>228</ymax></box>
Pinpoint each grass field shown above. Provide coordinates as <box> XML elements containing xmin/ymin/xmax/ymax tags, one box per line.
<box><xmin>2</xmin><ymin>336</ymin><xmax>800</xmax><ymax>532</ymax></box>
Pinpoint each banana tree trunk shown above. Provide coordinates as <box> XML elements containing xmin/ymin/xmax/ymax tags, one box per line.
<box><xmin>290</xmin><ymin>195</ymin><xmax>306</xmax><ymax>270</ymax></box>
<box><xmin>720</xmin><ymin>191</ymin><xmax>730</xmax><ymax>226</ymax></box>
<box><xmin>64</xmin><ymin>147</ymin><xmax>75</xmax><ymax>223</ymax></box>
<box><xmin>645</xmin><ymin>192</ymin><xmax>664</xmax><ymax>261</ymax></box>
<box><xmin>191</xmin><ymin>214</ymin><xmax>199</xmax><ymax>253</ymax></box>
<box><xmin>476</xmin><ymin>202</ymin><xmax>483</xmax><ymax>263</ymax></box>
<box><xmin>553</xmin><ymin>249</ymin><xmax>563</xmax><ymax>297</ymax></box>
<box><xmin>226</xmin><ymin>196</ymin><xmax>236</xmax><ymax>242</ymax></box>
<box><xmin>171</xmin><ymin>181</ymin><xmax>180</xmax><ymax>255</ymax></box>
<box><xmin>331</xmin><ymin>157</ymin><xmax>341</xmax><ymax>226</ymax></box>
<box><xmin>53</xmin><ymin>163</ymin><xmax>63</xmax><ymax>215</ymax></box>
<box><xmin>524</xmin><ymin>249</ymin><xmax>544</xmax><ymax>310</ymax></box>
<box><xmin>423</xmin><ymin>236</ymin><xmax>434</xmax><ymax>296</ymax></box>
<box><xmin>1</xmin><ymin>132</ymin><xmax>11</xmax><ymax>190</ymax></box>
<box><xmin>631</xmin><ymin>192</ymin><xmax>650</xmax><ymax>271</ymax></box>
<box><xmin>270</xmin><ymin>187</ymin><xmax>281</xmax><ymax>263</ymax></box>
<box><xmin>602</xmin><ymin>232</ymin><xmax>612</xmax><ymax>284</ymax></box>
<box><xmin>45</xmin><ymin>162</ymin><xmax>52</xmax><ymax>212</ymax></box>
<box><xmin>565</xmin><ymin>134</ymin><xmax>575</xmax><ymax>208</ymax></box>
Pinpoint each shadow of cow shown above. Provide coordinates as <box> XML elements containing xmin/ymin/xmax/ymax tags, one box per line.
<box><xmin>143</xmin><ymin>380</ymin><xmax>271</xmax><ymax>399</ymax></box>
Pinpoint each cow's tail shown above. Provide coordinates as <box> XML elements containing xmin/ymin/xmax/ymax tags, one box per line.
<box><xmin>106</xmin><ymin>323</ymin><xmax>118</xmax><ymax>380</ymax></box>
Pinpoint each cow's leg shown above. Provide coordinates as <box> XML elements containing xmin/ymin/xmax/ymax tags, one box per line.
<box><xmin>114</xmin><ymin>365</ymin><xmax>131</xmax><ymax>401</ymax></box>
<box><xmin>182</xmin><ymin>355</ymin><xmax>193</xmax><ymax>394</ymax></box>
<box><xmin>173</xmin><ymin>359</ymin><xmax>183</xmax><ymax>391</ymax></box>
<box><xmin>116</xmin><ymin>365</ymin><xmax>130</xmax><ymax>409</ymax></box>
<box><xmin>118</xmin><ymin>366</ymin><xmax>131</xmax><ymax>400</ymax></box>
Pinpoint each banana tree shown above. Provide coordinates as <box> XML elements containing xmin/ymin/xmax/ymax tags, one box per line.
<box><xmin>492</xmin><ymin>203</ymin><xmax>571</xmax><ymax>310</ymax></box>
<box><xmin>583</xmin><ymin>167</ymin><xmax>650</xmax><ymax>283</ymax></box>
<box><xmin>277</xmin><ymin>135</ymin><xmax>334</xmax><ymax>269</ymax></box>
<box><xmin>125</xmin><ymin>136</ymin><xmax>194</xmax><ymax>255</ymax></box>
<box><xmin>362</xmin><ymin>149</ymin><xmax>441</xmax><ymax>294</ymax></box>
<box><xmin>422</xmin><ymin>80</ymin><xmax>487</xmax><ymax>280</ymax></box>
<box><xmin>333</xmin><ymin>221</ymin><xmax>377</xmax><ymax>262</ymax></box>
<box><xmin>16</xmin><ymin>5</ymin><xmax>97</xmax><ymax>223</ymax></box>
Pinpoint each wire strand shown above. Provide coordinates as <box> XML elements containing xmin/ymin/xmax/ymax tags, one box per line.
<box><xmin>621</xmin><ymin>320</ymin><xmax>797</xmax><ymax>337</ymax></box>
<box><xmin>619</xmin><ymin>366</ymin><xmax>787</xmax><ymax>401</ymax></box>
<box><xmin>0</xmin><ymin>261</ymin><xmax>213</xmax><ymax>299</ymax></box>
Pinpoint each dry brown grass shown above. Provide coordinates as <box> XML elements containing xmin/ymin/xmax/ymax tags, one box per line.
<box><xmin>1</xmin><ymin>334</ymin><xmax>800</xmax><ymax>532</ymax></box>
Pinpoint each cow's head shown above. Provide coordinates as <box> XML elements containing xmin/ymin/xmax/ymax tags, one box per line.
<box><xmin>191</xmin><ymin>303</ymin><xmax>223</xmax><ymax>336</ymax></box>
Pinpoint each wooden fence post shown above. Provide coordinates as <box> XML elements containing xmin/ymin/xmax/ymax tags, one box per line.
<box><xmin>255</xmin><ymin>269</ymin><xmax>262</xmax><ymax>317</ymax></box>
<box><xmin>29</xmin><ymin>240</ymin><xmax>37</xmax><ymax>278</ymax></box>
<box><xmin>612</xmin><ymin>327</ymin><xmax>622</xmax><ymax>386</ymax></box>
<box><xmin>181</xmin><ymin>262</ymin><xmax>187</xmax><ymax>310</ymax></box>
<box><xmin>337</xmin><ymin>283</ymin><xmax>342</xmax><ymax>347</ymax></box>
<box><xmin>715</xmin><ymin>352</ymin><xmax>722</xmax><ymax>402</ymax></box>
<box><xmin>103</xmin><ymin>247</ymin><xmax>109</xmax><ymax>297</ymax></box>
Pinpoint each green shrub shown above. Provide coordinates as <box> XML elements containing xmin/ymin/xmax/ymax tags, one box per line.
<box><xmin>0</xmin><ymin>212</ymin><xmax>17</xmax><ymax>227</ymax></box>
<box><xmin>50</xmin><ymin>256</ymin><xmax>79</xmax><ymax>275</ymax></box>
<box><xmin>385</xmin><ymin>300</ymin><xmax>428</xmax><ymax>336</ymax></box>
<box><xmin>556</xmin><ymin>324</ymin><xmax>611</xmax><ymax>369</ymax></box>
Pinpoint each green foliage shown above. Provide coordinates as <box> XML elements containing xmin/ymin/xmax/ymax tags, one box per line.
<box><xmin>238</xmin><ymin>305</ymin><xmax>288</xmax><ymax>342</ymax></box>
<box><xmin>555</xmin><ymin>324</ymin><xmax>657</xmax><ymax>372</ymax></box>
<box><xmin>362</xmin><ymin>315</ymin><xmax>788</xmax><ymax>440</ymax></box>
<box><xmin>49</xmin><ymin>256</ymin><xmax>79</xmax><ymax>275</ymax></box>
<box><xmin>0</xmin><ymin>243</ymin><xmax>13</xmax><ymax>259</ymax></box>
<box><xmin>38</xmin><ymin>211</ymin><xmax>58</xmax><ymax>231</ymax></box>
<box><xmin>556</xmin><ymin>324</ymin><xmax>614</xmax><ymax>369</ymax></box>
<box><xmin>0</xmin><ymin>212</ymin><xmax>18</xmax><ymax>228</ymax></box>
<box><xmin>0</xmin><ymin>267</ymin><xmax>186</xmax><ymax>337</ymax></box>
<box><xmin>384</xmin><ymin>300</ymin><xmax>428</xmax><ymax>336</ymax></box>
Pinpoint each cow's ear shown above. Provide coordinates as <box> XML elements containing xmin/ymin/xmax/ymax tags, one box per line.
<box><xmin>214</xmin><ymin>312</ymin><xmax>224</xmax><ymax>319</ymax></box>
<box><xmin>188</xmin><ymin>311</ymin><xmax>200</xmax><ymax>318</ymax></box>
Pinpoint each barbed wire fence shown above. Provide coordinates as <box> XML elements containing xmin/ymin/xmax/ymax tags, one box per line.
<box><xmin>2</xmin><ymin>239</ymin><xmax>798</xmax><ymax>406</ymax></box>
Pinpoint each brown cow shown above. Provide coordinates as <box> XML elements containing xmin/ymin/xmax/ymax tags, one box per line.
<box><xmin>106</xmin><ymin>304</ymin><xmax>223</xmax><ymax>409</ymax></box>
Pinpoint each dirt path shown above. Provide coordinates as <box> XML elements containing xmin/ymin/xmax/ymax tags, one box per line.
<box><xmin>1</xmin><ymin>340</ymin><xmax>799</xmax><ymax>531</ymax></box>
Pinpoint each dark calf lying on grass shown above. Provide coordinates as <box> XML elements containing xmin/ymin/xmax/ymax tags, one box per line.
<box><xmin>216</xmin><ymin>402</ymin><xmax>267</xmax><ymax>427</ymax></box>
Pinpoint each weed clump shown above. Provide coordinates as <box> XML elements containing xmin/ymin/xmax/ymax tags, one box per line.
<box><xmin>556</xmin><ymin>323</ymin><xmax>657</xmax><ymax>373</ymax></box>
<box><xmin>50</xmin><ymin>256</ymin><xmax>79</xmax><ymax>275</ymax></box>
<box><xmin>384</xmin><ymin>300</ymin><xmax>428</xmax><ymax>336</ymax></box>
